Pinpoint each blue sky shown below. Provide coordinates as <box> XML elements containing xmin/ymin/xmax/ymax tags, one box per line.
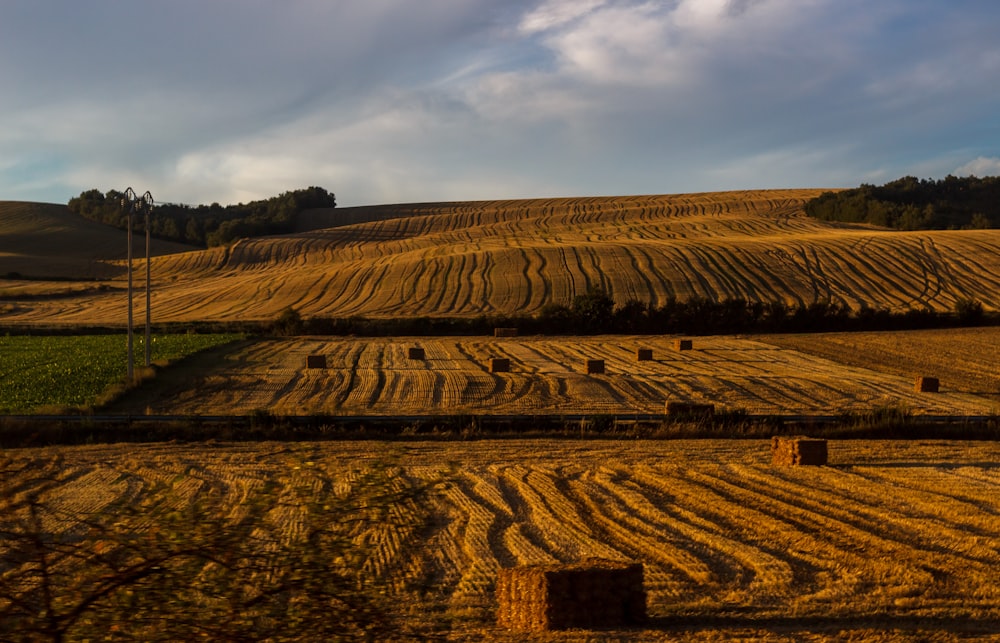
<box><xmin>2</xmin><ymin>0</ymin><xmax>999</xmax><ymax>207</ymax></box>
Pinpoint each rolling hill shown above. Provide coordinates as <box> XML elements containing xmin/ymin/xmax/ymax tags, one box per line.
<box><xmin>0</xmin><ymin>201</ymin><xmax>196</xmax><ymax>281</ymax></box>
<box><xmin>3</xmin><ymin>189</ymin><xmax>1000</xmax><ymax>325</ymax></box>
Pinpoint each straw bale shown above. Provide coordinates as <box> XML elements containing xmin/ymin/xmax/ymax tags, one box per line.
<box><xmin>496</xmin><ymin>559</ymin><xmax>646</xmax><ymax>632</ymax></box>
<box><xmin>586</xmin><ymin>359</ymin><xmax>605</xmax><ymax>374</ymax></box>
<box><xmin>772</xmin><ymin>436</ymin><xmax>828</xmax><ymax>466</ymax></box>
<box><xmin>490</xmin><ymin>358</ymin><xmax>511</xmax><ymax>373</ymax></box>
<box><xmin>305</xmin><ymin>355</ymin><xmax>327</xmax><ymax>369</ymax></box>
<box><xmin>675</xmin><ymin>339</ymin><xmax>693</xmax><ymax>351</ymax></box>
<box><xmin>666</xmin><ymin>402</ymin><xmax>715</xmax><ymax>417</ymax></box>
<box><xmin>494</xmin><ymin>327</ymin><xmax>519</xmax><ymax>337</ymax></box>
<box><xmin>636</xmin><ymin>348</ymin><xmax>653</xmax><ymax>361</ymax></box>
<box><xmin>407</xmin><ymin>347</ymin><xmax>425</xmax><ymax>360</ymax></box>
<box><xmin>915</xmin><ymin>376</ymin><xmax>939</xmax><ymax>392</ymax></box>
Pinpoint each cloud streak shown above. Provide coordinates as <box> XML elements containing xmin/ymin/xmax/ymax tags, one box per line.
<box><xmin>1</xmin><ymin>0</ymin><xmax>999</xmax><ymax>206</ymax></box>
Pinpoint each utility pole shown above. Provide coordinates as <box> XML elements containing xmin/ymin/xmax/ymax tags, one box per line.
<box><xmin>121</xmin><ymin>188</ymin><xmax>154</xmax><ymax>381</ymax></box>
<box><xmin>142</xmin><ymin>191</ymin><xmax>153</xmax><ymax>367</ymax></box>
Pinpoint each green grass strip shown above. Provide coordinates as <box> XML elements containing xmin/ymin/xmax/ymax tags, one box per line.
<box><xmin>0</xmin><ymin>334</ymin><xmax>242</xmax><ymax>413</ymax></box>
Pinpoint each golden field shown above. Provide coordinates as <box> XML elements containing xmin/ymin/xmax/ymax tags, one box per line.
<box><xmin>5</xmin><ymin>189</ymin><xmax>1000</xmax><ymax>323</ymax></box>
<box><xmin>4</xmin><ymin>439</ymin><xmax>999</xmax><ymax>641</ymax></box>
<box><xmin>104</xmin><ymin>333</ymin><xmax>1000</xmax><ymax>417</ymax></box>
<box><xmin>4</xmin><ymin>191</ymin><xmax>1000</xmax><ymax>641</ymax></box>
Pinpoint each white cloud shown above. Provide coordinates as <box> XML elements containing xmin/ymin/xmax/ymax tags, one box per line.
<box><xmin>955</xmin><ymin>157</ymin><xmax>1000</xmax><ymax>178</ymax></box>
<box><xmin>519</xmin><ymin>0</ymin><xmax>607</xmax><ymax>35</ymax></box>
<box><xmin>3</xmin><ymin>0</ymin><xmax>1000</xmax><ymax>206</ymax></box>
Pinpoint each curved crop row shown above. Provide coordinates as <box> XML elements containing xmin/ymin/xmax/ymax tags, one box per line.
<box><xmin>8</xmin><ymin>190</ymin><xmax>1000</xmax><ymax>324</ymax></box>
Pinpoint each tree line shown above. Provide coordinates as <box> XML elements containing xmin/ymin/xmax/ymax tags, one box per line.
<box><xmin>272</xmin><ymin>288</ymin><xmax>991</xmax><ymax>337</ymax></box>
<box><xmin>804</xmin><ymin>175</ymin><xmax>1000</xmax><ymax>230</ymax></box>
<box><xmin>67</xmin><ymin>186</ymin><xmax>336</xmax><ymax>247</ymax></box>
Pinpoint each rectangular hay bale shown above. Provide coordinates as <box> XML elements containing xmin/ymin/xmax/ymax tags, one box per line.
<box><xmin>915</xmin><ymin>376</ymin><xmax>939</xmax><ymax>392</ymax></box>
<box><xmin>305</xmin><ymin>355</ymin><xmax>327</xmax><ymax>369</ymax></box>
<box><xmin>407</xmin><ymin>347</ymin><xmax>425</xmax><ymax>360</ymax></box>
<box><xmin>494</xmin><ymin>327</ymin><xmax>519</xmax><ymax>337</ymax></box>
<box><xmin>675</xmin><ymin>339</ymin><xmax>693</xmax><ymax>351</ymax></box>
<box><xmin>497</xmin><ymin>559</ymin><xmax>646</xmax><ymax>632</ymax></box>
<box><xmin>586</xmin><ymin>359</ymin><xmax>605</xmax><ymax>374</ymax></box>
<box><xmin>490</xmin><ymin>358</ymin><xmax>511</xmax><ymax>373</ymax></box>
<box><xmin>771</xmin><ymin>436</ymin><xmax>828</xmax><ymax>466</ymax></box>
<box><xmin>636</xmin><ymin>348</ymin><xmax>653</xmax><ymax>361</ymax></box>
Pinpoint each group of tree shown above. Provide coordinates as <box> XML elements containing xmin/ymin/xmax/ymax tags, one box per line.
<box><xmin>67</xmin><ymin>186</ymin><xmax>336</xmax><ymax>247</ymax></box>
<box><xmin>804</xmin><ymin>175</ymin><xmax>1000</xmax><ymax>230</ymax></box>
<box><xmin>273</xmin><ymin>288</ymin><xmax>991</xmax><ymax>337</ymax></box>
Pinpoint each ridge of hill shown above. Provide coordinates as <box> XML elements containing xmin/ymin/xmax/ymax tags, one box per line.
<box><xmin>4</xmin><ymin>189</ymin><xmax>1000</xmax><ymax>325</ymax></box>
<box><xmin>0</xmin><ymin>201</ymin><xmax>197</xmax><ymax>280</ymax></box>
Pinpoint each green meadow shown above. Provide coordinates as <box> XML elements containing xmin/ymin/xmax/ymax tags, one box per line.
<box><xmin>0</xmin><ymin>334</ymin><xmax>241</xmax><ymax>413</ymax></box>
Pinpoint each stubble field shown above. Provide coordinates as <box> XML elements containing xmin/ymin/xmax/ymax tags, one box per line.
<box><xmin>3</xmin><ymin>439</ymin><xmax>998</xmax><ymax>641</ymax></box>
<box><xmin>3</xmin><ymin>191</ymin><xmax>1000</xmax><ymax>640</ymax></box>
<box><xmin>5</xmin><ymin>189</ymin><xmax>1000</xmax><ymax>324</ymax></box>
<box><xmin>105</xmin><ymin>333</ymin><xmax>1000</xmax><ymax>418</ymax></box>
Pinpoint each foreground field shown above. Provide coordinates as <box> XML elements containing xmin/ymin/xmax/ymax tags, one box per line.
<box><xmin>105</xmin><ymin>334</ymin><xmax>1000</xmax><ymax>417</ymax></box>
<box><xmin>3</xmin><ymin>439</ymin><xmax>998</xmax><ymax>641</ymax></box>
<box><xmin>5</xmin><ymin>190</ymin><xmax>1000</xmax><ymax>324</ymax></box>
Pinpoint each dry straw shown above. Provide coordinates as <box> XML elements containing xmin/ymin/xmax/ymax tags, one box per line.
<box><xmin>496</xmin><ymin>559</ymin><xmax>647</xmax><ymax>632</ymax></box>
<box><xmin>772</xmin><ymin>436</ymin><xmax>828</xmax><ymax>466</ymax></box>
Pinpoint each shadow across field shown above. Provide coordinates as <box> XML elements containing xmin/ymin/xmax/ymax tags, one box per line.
<box><xmin>834</xmin><ymin>461</ymin><xmax>1000</xmax><ymax>469</ymax></box>
<box><xmin>646</xmin><ymin>613</ymin><xmax>1000</xmax><ymax>637</ymax></box>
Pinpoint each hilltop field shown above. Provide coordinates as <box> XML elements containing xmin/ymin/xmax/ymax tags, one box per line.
<box><xmin>4</xmin><ymin>189</ymin><xmax>1000</xmax><ymax>324</ymax></box>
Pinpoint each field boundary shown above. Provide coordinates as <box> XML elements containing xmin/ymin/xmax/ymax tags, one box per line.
<box><xmin>2</xmin><ymin>412</ymin><xmax>998</xmax><ymax>447</ymax></box>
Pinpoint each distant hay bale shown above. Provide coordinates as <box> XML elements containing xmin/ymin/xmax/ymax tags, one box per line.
<box><xmin>636</xmin><ymin>348</ymin><xmax>653</xmax><ymax>361</ymax></box>
<box><xmin>586</xmin><ymin>359</ymin><xmax>605</xmax><ymax>374</ymax></box>
<box><xmin>495</xmin><ymin>327</ymin><xmax>519</xmax><ymax>337</ymax></box>
<box><xmin>407</xmin><ymin>347</ymin><xmax>425</xmax><ymax>360</ymax></box>
<box><xmin>490</xmin><ymin>358</ymin><xmax>511</xmax><ymax>373</ymax></box>
<box><xmin>666</xmin><ymin>402</ymin><xmax>715</xmax><ymax>417</ymax></box>
<box><xmin>305</xmin><ymin>355</ymin><xmax>327</xmax><ymax>369</ymax></box>
<box><xmin>675</xmin><ymin>339</ymin><xmax>693</xmax><ymax>351</ymax></box>
<box><xmin>772</xmin><ymin>436</ymin><xmax>828</xmax><ymax>466</ymax></box>
<box><xmin>496</xmin><ymin>559</ymin><xmax>646</xmax><ymax>632</ymax></box>
<box><xmin>915</xmin><ymin>376</ymin><xmax>940</xmax><ymax>392</ymax></box>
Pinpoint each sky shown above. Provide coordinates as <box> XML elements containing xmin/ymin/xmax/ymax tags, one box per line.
<box><xmin>2</xmin><ymin>0</ymin><xmax>1000</xmax><ymax>208</ymax></box>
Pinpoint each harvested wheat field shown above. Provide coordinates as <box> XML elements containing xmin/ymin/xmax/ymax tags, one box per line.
<box><xmin>105</xmin><ymin>335</ymin><xmax>999</xmax><ymax>417</ymax></box>
<box><xmin>765</xmin><ymin>326</ymin><xmax>1000</xmax><ymax>404</ymax></box>
<box><xmin>3</xmin><ymin>439</ymin><xmax>998</xmax><ymax>641</ymax></box>
<box><xmin>6</xmin><ymin>190</ymin><xmax>1000</xmax><ymax>324</ymax></box>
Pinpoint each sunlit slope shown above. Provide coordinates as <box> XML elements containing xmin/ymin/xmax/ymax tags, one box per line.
<box><xmin>0</xmin><ymin>201</ymin><xmax>195</xmax><ymax>279</ymax></box>
<box><xmin>7</xmin><ymin>189</ymin><xmax>1000</xmax><ymax>323</ymax></box>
